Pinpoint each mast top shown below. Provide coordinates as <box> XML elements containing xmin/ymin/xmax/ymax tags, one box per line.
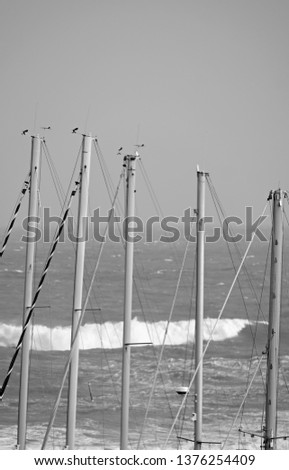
<box><xmin>267</xmin><ymin>189</ymin><xmax>288</xmax><ymax>205</ymax></box>
<box><xmin>123</xmin><ymin>153</ymin><xmax>141</xmax><ymax>163</ymax></box>
<box><xmin>196</xmin><ymin>164</ymin><xmax>209</xmax><ymax>176</ymax></box>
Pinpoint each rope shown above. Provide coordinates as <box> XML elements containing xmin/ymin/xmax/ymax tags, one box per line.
<box><xmin>41</xmin><ymin>171</ymin><xmax>124</xmax><ymax>449</ymax></box>
<box><xmin>239</xmin><ymin>228</ymin><xmax>271</xmax><ymax>431</ymax></box>
<box><xmin>43</xmin><ymin>139</ymin><xmax>82</xmax><ymax>219</ymax></box>
<box><xmin>0</xmin><ymin>178</ymin><xmax>80</xmax><ymax>400</ymax></box>
<box><xmin>137</xmin><ymin>240</ymin><xmax>191</xmax><ymax>448</ymax></box>
<box><xmin>139</xmin><ymin>161</ymin><xmax>163</xmax><ymax>217</ymax></box>
<box><xmin>206</xmin><ymin>175</ymin><xmax>267</xmax><ymax>324</ymax></box>
<box><xmin>163</xmin><ymin>202</ymin><xmax>269</xmax><ymax>448</ymax></box>
<box><xmin>0</xmin><ymin>172</ymin><xmax>30</xmax><ymax>258</ymax></box>
<box><xmin>221</xmin><ymin>354</ymin><xmax>265</xmax><ymax>449</ymax></box>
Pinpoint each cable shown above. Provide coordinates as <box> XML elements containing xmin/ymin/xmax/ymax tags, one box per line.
<box><xmin>163</xmin><ymin>203</ymin><xmax>269</xmax><ymax>448</ymax></box>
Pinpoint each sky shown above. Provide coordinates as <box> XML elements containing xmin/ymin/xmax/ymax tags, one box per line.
<box><xmin>0</xmin><ymin>0</ymin><xmax>289</xmax><ymax>228</ymax></box>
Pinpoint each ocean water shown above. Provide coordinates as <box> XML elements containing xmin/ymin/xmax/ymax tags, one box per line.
<box><xmin>0</xmin><ymin>229</ymin><xmax>289</xmax><ymax>450</ymax></box>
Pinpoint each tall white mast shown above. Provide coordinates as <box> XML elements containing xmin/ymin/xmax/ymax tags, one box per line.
<box><xmin>264</xmin><ymin>189</ymin><xmax>285</xmax><ymax>450</ymax></box>
<box><xmin>120</xmin><ymin>153</ymin><xmax>139</xmax><ymax>449</ymax></box>
<box><xmin>194</xmin><ymin>167</ymin><xmax>207</xmax><ymax>450</ymax></box>
<box><xmin>17</xmin><ymin>135</ymin><xmax>41</xmax><ymax>449</ymax></box>
<box><xmin>66</xmin><ymin>134</ymin><xmax>92</xmax><ymax>449</ymax></box>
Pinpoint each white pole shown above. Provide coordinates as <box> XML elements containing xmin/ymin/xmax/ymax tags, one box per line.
<box><xmin>120</xmin><ymin>154</ymin><xmax>138</xmax><ymax>449</ymax></box>
<box><xmin>194</xmin><ymin>168</ymin><xmax>207</xmax><ymax>450</ymax></box>
<box><xmin>265</xmin><ymin>189</ymin><xmax>284</xmax><ymax>449</ymax></box>
<box><xmin>17</xmin><ymin>135</ymin><xmax>41</xmax><ymax>449</ymax></box>
<box><xmin>66</xmin><ymin>134</ymin><xmax>92</xmax><ymax>449</ymax></box>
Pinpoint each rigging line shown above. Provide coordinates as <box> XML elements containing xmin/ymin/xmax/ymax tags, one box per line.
<box><xmin>221</xmin><ymin>354</ymin><xmax>265</xmax><ymax>449</ymax></box>
<box><xmin>95</xmin><ymin>140</ymin><xmax>116</xmax><ymax>195</ymax></box>
<box><xmin>163</xmin><ymin>202</ymin><xmax>269</xmax><ymax>448</ymax></box>
<box><xmin>283</xmin><ymin>203</ymin><xmax>289</xmax><ymax>227</ymax></box>
<box><xmin>43</xmin><ymin>140</ymin><xmax>82</xmax><ymax>218</ymax></box>
<box><xmin>206</xmin><ymin>179</ymin><xmax>261</xmax><ymax>345</ymax></box>
<box><xmin>183</xmin><ymin>245</ymin><xmax>197</xmax><ymax>386</ymax></box>
<box><xmin>42</xmin><ymin>143</ymin><xmax>65</xmax><ymax>206</ymax></box>
<box><xmin>95</xmin><ymin>146</ymin><xmax>117</xmax><ymax>206</ymax></box>
<box><xmin>41</xmin><ymin>172</ymin><xmax>124</xmax><ymax>449</ymax></box>
<box><xmin>88</xmin><ymin>146</ymin><xmax>126</xmax><ymax>347</ymax></box>
<box><xmin>0</xmin><ymin>178</ymin><xmax>80</xmax><ymax>400</ymax></box>
<box><xmin>206</xmin><ymin>176</ymin><xmax>269</xmax><ymax>426</ymax></box>
<box><xmin>239</xmin><ymin>231</ymin><xmax>271</xmax><ymax>430</ymax></box>
<box><xmin>44</xmin><ymin>139</ymin><xmax>98</xmax><ymax>312</ymax></box>
<box><xmin>137</xmin><ymin>240</ymin><xmax>191</xmax><ymax>449</ymax></box>
<box><xmin>44</xmin><ymin>140</ymin><xmax>120</xmax><ymax>369</ymax></box>
<box><xmin>44</xmin><ymin>139</ymin><xmax>98</xmax><ymax>319</ymax></box>
<box><xmin>179</xmin><ymin>245</ymin><xmax>197</xmax><ymax>437</ymax></box>
<box><xmin>43</xmin><ymin>140</ymin><xmax>66</xmax><ymax>200</ymax></box>
<box><xmin>131</xmin><ymin>270</ymin><xmax>178</xmax><ymax>440</ymax></box>
<box><xmin>138</xmin><ymin>160</ymin><xmax>184</xmax><ymax>273</ymax></box>
<box><xmin>131</xmin><ymin>273</ymin><xmax>177</xmax><ymax>440</ymax></box>
<box><xmin>280</xmin><ymin>364</ymin><xmax>289</xmax><ymax>395</ymax></box>
<box><xmin>139</xmin><ymin>161</ymin><xmax>163</xmax><ymax>217</ymax></box>
<box><xmin>43</xmin><ymin>139</ymin><xmax>99</xmax><ymax>304</ymax></box>
<box><xmin>206</xmin><ymin>176</ymin><xmax>268</xmax><ymax>322</ymax></box>
<box><xmin>206</xmin><ymin>176</ymin><xmax>268</xmax><ymax>327</ymax></box>
<box><xmin>207</xmin><ymin>176</ymin><xmax>249</xmax><ymax>265</ymax></box>
<box><xmin>0</xmin><ymin>172</ymin><xmax>30</xmax><ymax>258</ymax></box>
<box><xmin>94</xmin><ymin>141</ymin><xmax>125</xmax><ymax>226</ymax></box>
<box><xmin>77</xmin><ymin>171</ymin><xmax>124</xmax><ymax>407</ymax></box>
<box><xmin>94</xmin><ymin>141</ymin><xmax>117</xmax><ymax>201</ymax></box>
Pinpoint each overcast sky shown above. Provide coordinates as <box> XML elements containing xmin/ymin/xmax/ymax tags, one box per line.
<box><xmin>0</xmin><ymin>0</ymin><xmax>288</xmax><ymax>227</ymax></box>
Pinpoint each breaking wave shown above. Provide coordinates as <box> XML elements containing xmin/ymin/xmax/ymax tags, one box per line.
<box><xmin>0</xmin><ymin>318</ymin><xmax>252</xmax><ymax>351</ymax></box>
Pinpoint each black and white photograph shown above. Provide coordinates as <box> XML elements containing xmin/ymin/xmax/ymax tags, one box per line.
<box><xmin>0</xmin><ymin>1</ymin><xmax>288</xmax><ymax>464</ymax></box>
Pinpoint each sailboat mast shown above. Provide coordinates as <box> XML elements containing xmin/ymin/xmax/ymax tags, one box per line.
<box><xmin>264</xmin><ymin>189</ymin><xmax>285</xmax><ymax>450</ymax></box>
<box><xmin>66</xmin><ymin>134</ymin><xmax>92</xmax><ymax>449</ymax></box>
<box><xmin>17</xmin><ymin>135</ymin><xmax>41</xmax><ymax>449</ymax></box>
<box><xmin>120</xmin><ymin>153</ymin><xmax>138</xmax><ymax>450</ymax></box>
<box><xmin>194</xmin><ymin>168</ymin><xmax>207</xmax><ymax>450</ymax></box>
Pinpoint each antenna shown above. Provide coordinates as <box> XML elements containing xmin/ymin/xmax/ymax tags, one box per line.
<box><xmin>33</xmin><ymin>102</ymin><xmax>38</xmax><ymax>134</ymax></box>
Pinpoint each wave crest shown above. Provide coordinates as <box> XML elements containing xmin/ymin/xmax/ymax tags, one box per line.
<box><xmin>0</xmin><ymin>318</ymin><xmax>251</xmax><ymax>351</ymax></box>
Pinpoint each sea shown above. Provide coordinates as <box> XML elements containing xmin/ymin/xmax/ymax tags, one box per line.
<box><xmin>0</xmin><ymin>227</ymin><xmax>289</xmax><ymax>450</ymax></box>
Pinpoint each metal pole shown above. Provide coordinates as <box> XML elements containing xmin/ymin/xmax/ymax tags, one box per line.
<box><xmin>17</xmin><ymin>135</ymin><xmax>41</xmax><ymax>449</ymax></box>
<box><xmin>194</xmin><ymin>168</ymin><xmax>207</xmax><ymax>450</ymax></box>
<box><xmin>66</xmin><ymin>134</ymin><xmax>92</xmax><ymax>449</ymax></box>
<box><xmin>120</xmin><ymin>154</ymin><xmax>138</xmax><ymax>449</ymax></box>
<box><xmin>264</xmin><ymin>189</ymin><xmax>284</xmax><ymax>450</ymax></box>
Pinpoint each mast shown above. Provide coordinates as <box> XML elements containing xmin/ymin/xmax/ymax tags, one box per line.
<box><xmin>17</xmin><ymin>135</ymin><xmax>41</xmax><ymax>449</ymax></box>
<box><xmin>66</xmin><ymin>134</ymin><xmax>92</xmax><ymax>449</ymax></box>
<box><xmin>120</xmin><ymin>153</ymin><xmax>139</xmax><ymax>450</ymax></box>
<box><xmin>194</xmin><ymin>167</ymin><xmax>207</xmax><ymax>450</ymax></box>
<box><xmin>264</xmin><ymin>189</ymin><xmax>285</xmax><ymax>450</ymax></box>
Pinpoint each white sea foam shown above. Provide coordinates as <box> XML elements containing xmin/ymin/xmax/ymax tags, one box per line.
<box><xmin>0</xmin><ymin>318</ymin><xmax>251</xmax><ymax>351</ymax></box>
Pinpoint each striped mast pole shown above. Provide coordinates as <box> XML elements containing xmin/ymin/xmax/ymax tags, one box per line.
<box><xmin>0</xmin><ymin>181</ymin><xmax>80</xmax><ymax>401</ymax></box>
<box><xmin>66</xmin><ymin>134</ymin><xmax>92</xmax><ymax>449</ymax></box>
<box><xmin>0</xmin><ymin>173</ymin><xmax>30</xmax><ymax>259</ymax></box>
<box><xmin>17</xmin><ymin>135</ymin><xmax>41</xmax><ymax>449</ymax></box>
<box><xmin>120</xmin><ymin>152</ymin><xmax>139</xmax><ymax>449</ymax></box>
<box><xmin>264</xmin><ymin>189</ymin><xmax>285</xmax><ymax>449</ymax></box>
